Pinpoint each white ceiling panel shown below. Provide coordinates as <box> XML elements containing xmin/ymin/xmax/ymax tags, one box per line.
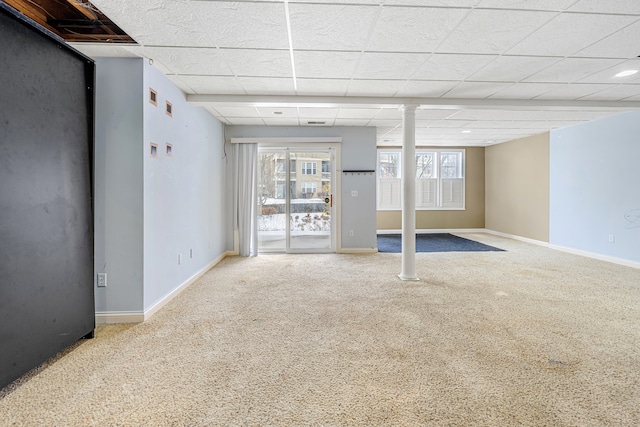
<box><xmin>336</xmin><ymin>108</ymin><xmax>381</xmax><ymax>119</ymax></box>
<box><xmin>488</xmin><ymin>82</ymin><xmax>563</xmax><ymax>99</ymax></box>
<box><xmin>524</xmin><ymin>58</ymin><xmax>624</xmax><ymax>83</ymax></box>
<box><xmin>69</xmin><ymin>43</ymin><xmax>143</xmax><ymax>58</ymax></box>
<box><xmin>576</xmin><ymin>21</ymin><xmax>640</xmax><ymax>59</ymax></box>
<box><xmin>534</xmin><ymin>84</ymin><xmax>614</xmax><ymax>99</ymax></box>
<box><xmin>412</xmin><ymin>54</ymin><xmax>496</xmax><ymax>81</ymax></box>
<box><xmin>577</xmin><ymin>85</ymin><xmax>640</xmax><ymax>101</ymax></box>
<box><xmin>437</xmin><ymin>9</ymin><xmax>556</xmax><ymax>54</ymax></box>
<box><xmin>220</xmin><ymin>49</ymin><xmax>292</xmax><ymax>77</ymax></box>
<box><xmin>568</xmin><ymin>0</ymin><xmax>640</xmax><ymax>15</ymax></box>
<box><xmin>334</xmin><ymin>119</ymin><xmax>372</xmax><ymax>126</ymax></box>
<box><xmin>396</xmin><ymin>80</ymin><xmax>458</xmax><ymax>97</ymax></box>
<box><xmin>256</xmin><ymin>107</ymin><xmax>299</xmax><ymax>118</ymax></box>
<box><xmin>212</xmin><ymin>106</ymin><xmax>261</xmax><ymax>118</ymax></box>
<box><xmin>353</xmin><ymin>53</ymin><xmax>427</xmax><ymax>80</ymax></box>
<box><xmin>416</xmin><ymin>109</ymin><xmax>459</xmax><ymax>120</ymax></box>
<box><xmin>346</xmin><ymin>80</ymin><xmax>406</xmax><ymax>96</ymax></box>
<box><xmin>167</xmin><ymin>75</ymin><xmax>197</xmax><ymax>94</ymax></box>
<box><xmin>468</xmin><ymin>56</ymin><xmax>562</xmax><ymax>82</ymax></box>
<box><xmin>177</xmin><ymin>75</ymin><xmax>245</xmax><ymax>94</ymax></box>
<box><xmin>366</xmin><ymin>7</ymin><xmax>468</xmax><ymax>53</ymax></box>
<box><xmin>477</xmin><ymin>0</ymin><xmax>577</xmax><ymax>11</ymax></box>
<box><xmin>237</xmin><ymin>77</ymin><xmax>296</xmax><ymax>95</ymax></box>
<box><xmin>384</xmin><ymin>0</ymin><xmax>480</xmax><ymax>5</ymax></box>
<box><xmin>262</xmin><ymin>117</ymin><xmax>301</xmax><ymax>126</ymax></box>
<box><xmin>441</xmin><ymin>82</ymin><xmax>512</xmax><ymax>98</ymax></box>
<box><xmin>296</xmin><ymin>79</ymin><xmax>350</xmax><ymax>96</ymax></box>
<box><xmin>508</xmin><ymin>13</ymin><xmax>637</xmax><ymax>57</ymax></box>
<box><xmin>298</xmin><ymin>108</ymin><xmax>340</xmax><ymax>119</ymax></box>
<box><xmin>294</xmin><ymin>51</ymin><xmax>361</xmax><ymax>79</ymax></box>
<box><xmin>143</xmin><ymin>47</ymin><xmax>233</xmax><ymax>76</ymax></box>
<box><xmin>289</xmin><ymin>4</ymin><xmax>378</xmax><ymax>51</ymax></box>
<box><xmin>224</xmin><ymin>118</ymin><xmax>267</xmax><ymax>125</ymax></box>
<box><xmin>577</xmin><ymin>59</ymin><xmax>640</xmax><ymax>84</ymax></box>
<box><xmin>189</xmin><ymin>1</ymin><xmax>289</xmax><ymax>49</ymax></box>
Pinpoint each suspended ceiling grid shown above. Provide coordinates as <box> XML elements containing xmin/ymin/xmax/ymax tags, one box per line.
<box><xmin>67</xmin><ymin>0</ymin><xmax>640</xmax><ymax>146</ymax></box>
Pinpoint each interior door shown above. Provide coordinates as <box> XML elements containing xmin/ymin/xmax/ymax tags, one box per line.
<box><xmin>257</xmin><ymin>147</ymin><xmax>334</xmax><ymax>253</ymax></box>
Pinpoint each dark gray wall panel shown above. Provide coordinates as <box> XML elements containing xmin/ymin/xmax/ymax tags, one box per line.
<box><xmin>0</xmin><ymin>5</ymin><xmax>95</xmax><ymax>389</ymax></box>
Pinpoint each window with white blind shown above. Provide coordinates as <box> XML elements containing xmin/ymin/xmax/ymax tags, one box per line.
<box><xmin>377</xmin><ymin>149</ymin><xmax>465</xmax><ymax>210</ymax></box>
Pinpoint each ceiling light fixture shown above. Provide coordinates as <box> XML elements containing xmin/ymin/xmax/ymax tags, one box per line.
<box><xmin>273</xmin><ymin>111</ymin><xmax>283</xmax><ymax>115</ymax></box>
<box><xmin>615</xmin><ymin>69</ymin><xmax>638</xmax><ymax>77</ymax></box>
<box><xmin>283</xmin><ymin>0</ymin><xmax>298</xmax><ymax>92</ymax></box>
<box><xmin>461</xmin><ymin>130</ymin><xmax>472</xmax><ymax>133</ymax></box>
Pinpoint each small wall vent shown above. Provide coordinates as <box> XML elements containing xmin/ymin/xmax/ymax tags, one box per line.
<box><xmin>150</xmin><ymin>142</ymin><xmax>158</xmax><ymax>158</ymax></box>
<box><xmin>149</xmin><ymin>88</ymin><xmax>157</xmax><ymax>106</ymax></box>
<box><xmin>307</xmin><ymin>121</ymin><xmax>326</xmax><ymax>125</ymax></box>
<box><xmin>166</xmin><ymin>101</ymin><xmax>173</xmax><ymax>117</ymax></box>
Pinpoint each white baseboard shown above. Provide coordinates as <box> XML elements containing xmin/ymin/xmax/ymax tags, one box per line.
<box><xmin>549</xmin><ymin>244</ymin><xmax>640</xmax><ymax>270</ymax></box>
<box><xmin>483</xmin><ymin>229</ymin><xmax>550</xmax><ymax>247</ymax></box>
<box><xmin>95</xmin><ymin>311</ymin><xmax>144</xmax><ymax>324</ymax></box>
<box><xmin>338</xmin><ymin>247</ymin><xmax>378</xmax><ymax>254</ymax></box>
<box><xmin>377</xmin><ymin>228</ymin><xmax>486</xmax><ymax>235</ymax></box>
<box><xmin>96</xmin><ymin>251</ymin><xmax>232</xmax><ymax>325</ymax></box>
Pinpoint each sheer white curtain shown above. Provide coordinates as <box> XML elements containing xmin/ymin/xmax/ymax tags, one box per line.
<box><xmin>232</xmin><ymin>143</ymin><xmax>258</xmax><ymax>256</ymax></box>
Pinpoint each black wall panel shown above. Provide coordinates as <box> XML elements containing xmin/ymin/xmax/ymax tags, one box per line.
<box><xmin>0</xmin><ymin>5</ymin><xmax>95</xmax><ymax>389</ymax></box>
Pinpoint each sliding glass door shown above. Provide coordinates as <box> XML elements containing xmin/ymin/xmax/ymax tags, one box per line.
<box><xmin>258</xmin><ymin>147</ymin><xmax>334</xmax><ymax>253</ymax></box>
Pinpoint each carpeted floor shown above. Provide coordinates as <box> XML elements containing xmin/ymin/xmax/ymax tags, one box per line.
<box><xmin>1</xmin><ymin>233</ymin><xmax>639</xmax><ymax>426</ymax></box>
<box><xmin>377</xmin><ymin>233</ymin><xmax>505</xmax><ymax>253</ymax></box>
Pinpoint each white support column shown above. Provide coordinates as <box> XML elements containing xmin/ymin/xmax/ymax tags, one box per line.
<box><xmin>398</xmin><ymin>104</ymin><xmax>419</xmax><ymax>281</ymax></box>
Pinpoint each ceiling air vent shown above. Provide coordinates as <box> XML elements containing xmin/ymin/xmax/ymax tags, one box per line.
<box><xmin>307</xmin><ymin>121</ymin><xmax>326</xmax><ymax>125</ymax></box>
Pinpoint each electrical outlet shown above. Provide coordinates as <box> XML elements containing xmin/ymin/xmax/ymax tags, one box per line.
<box><xmin>97</xmin><ymin>273</ymin><xmax>107</xmax><ymax>287</ymax></box>
<box><xmin>349</xmin><ymin>229</ymin><xmax>354</xmax><ymax>237</ymax></box>
<box><xmin>351</xmin><ymin>190</ymin><xmax>358</xmax><ymax>197</ymax></box>
<box><xmin>608</xmin><ymin>234</ymin><xmax>615</xmax><ymax>243</ymax></box>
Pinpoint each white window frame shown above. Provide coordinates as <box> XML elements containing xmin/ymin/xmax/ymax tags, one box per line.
<box><xmin>301</xmin><ymin>182</ymin><xmax>317</xmax><ymax>194</ymax></box>
<box><xmin>376</xmin><ymin>148</ymin><xmax>465</xmax><ymax>211</ymax></box>
<box><xmin>301</xmin><ymin>161</ymin><xmax>317</xmax><ymax>175</ymax></box>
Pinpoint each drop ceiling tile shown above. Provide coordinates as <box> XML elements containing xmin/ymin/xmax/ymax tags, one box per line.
<box><xmin>523</xmin><ymin>58</ymin><xmax>623</xmax><ymax>83</ymax></box>
<box><xmin>257</xmin><ymin>107</ymin><xmax>299</xmax><ymax>118</ymax></box>
<box><xmin>468</xmin><ymin>56</ymin><xmax>562</xmax><ymax>82</ymax></box>
<box><xmin>262</xmin><ymin>117</ymin><xmax>301</xmax><ymax>125</ymax></box>
<box><xmin>576</xmin><ymin>21</ymin><xmax>640</xmax><ymax>59</ymax></box>
<box><xmin>336</xmin><ymin>108</ymin><xmax>381</xmax><ymax>119</ymax></box>
<box><xmin>578</xmin><ymin>85</ymin><xmax>640</xmax><ymax>100</ymax></box>
<box><xmin>436</xmin><ymin>9</ymin><xmax>556</xmax><ymax>54</ymax></box>
<box><xmin>442</xmin><ymin>82</ymin><xmax>512</xmax><ymax>98</ymax></box>
<box><xmin>368</xmin><ymin>119</ymin><xmax>405</xmax><ymax>127</ymax></box>
<box><xmin>353</xmin><ymin>53</ymin><xmax>427</xmax><ymax>79</ymax></box>
<box><xmin>212</xmin><ymin>106</ymin><xmax>261</xmax><ymax>118</ymax></box>
<box><xmin>412</xmin><ymin>54</ymin><xmax>497</xmax><ymax>80</ymax></box>
<box><xmin>189</xmin><ymin>1</ymin><xmax>289</xmax><ymax>49</ymax></box>
<box><xmin>289</xmin><ymin>4</ymin><xmax>378</xmax><ymax>51</ymax></box>
<box><xmin>294</xmin><ymin>51</ymin><xmax>361</xmax><ymax>79</ymax></box>
<box><xmin>237</xmin><ymin>77</ymin><xmax>296</xmax><ymax>95</ymax></box>
<box><xmin>374</xmin><ymin>108</ymin><xmax>403</xmax><ymax>119</ymax></box>
<box><xmin>367</xmin><ymin>7</ymin><xmax>468</xmax><ymax>52</ymax></box>
<box><xmin>533</xmin><ymin>83</ymin><xmax>614</xmax><ymax>99</ymax></box>
<box><xmin>416</xmin><ymin>109</ymin><xmax>459</xmax><ymax>120</ymax></box>
<box><xmin>166</xmin><ymin>75</ymin><xmax>196</xmax><ymax>94</ymax></box>
<box><xmin>383</xmin><ymin>0</ymin><xmax>480</xmax><ymax>5</ymax></box>
<box><xmin>218</xmin><ymin>49</ymin><xmax>292</xmax><ymax>77</ymax></box>
<box><xmin>298</xmin><ymin>108</ymin><xmax>340</xmax><ymax>118</ymax></box>
<box><xmin>577</xmin><ymin>59</ymin><xmax>640</xmax><ymax>83</ymax></box>
<box><xmin>478</xmin><ymin>0</ymin><xmax>577</xmax><ymax>10</ymax></box>
<box><xmin>508</xmin><ymin>13</ymin><xmax>637</xmax><ymax>57</ymax></box>
<box><xmin>568</xmin><ymin>0</ymin><xmax>640</xmax><ymax>14</ymax></box>
<box><xmin>346</xmin><ymin>80</ymin><xmax>406</xmax><ymax>96</ymax></box>
<box><xmin>432</xmin><ymin>120</ymin><xmax>479</xmax><ymax>128</ymax></box>
<box><xmin>92</xmin><ymin>0</ymin><xmax>212</xmax><ymax>46</ymax></box>
<box><xmin>488</xmin><ymin>82</ymin><xmax>563</xmax><ymax>99</ymax></box>
<box><xmin>296</xmin><ymin>79</ymin><xmax>350</xmax><ymax>96</ymax></box>
<box><xmin>334</xmin><ymin>119</ymin><xmax>372</xmax><ymax>126</ymax></box>
<box><xmin>177</xmin><ymin>76</ymin><xmax>245</xmax><ymax>94</ymax></box>
<box><xmin>396</xmin><ymin>80</ymin><xmax>459</xmax><ymax>97</ymax></box>
<box><xmin>143</xmin><ymin>47</ymin><xmax>233</xmax><ymax>75</ymax></box>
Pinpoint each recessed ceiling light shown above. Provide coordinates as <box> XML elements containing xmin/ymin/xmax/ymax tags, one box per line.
<box><xmin>615</xmin><ymin>69</ymin><xmax>638</xmax><ymax>77</ymax></box>
<box><xmin>273</xmin><ymin>111</ymin><xmax>283</xmax><ymax>115</ymax></box>
<box><xmin>461</xmin><ymin>130</ymin><xmax>471</xmax><ymax>133</ymax></box>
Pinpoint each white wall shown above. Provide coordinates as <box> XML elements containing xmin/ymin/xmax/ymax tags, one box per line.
<box><xmin>94</xmin><ymin>58</ymin><xmax>228</xmax><ymax>319</ymax></box>
<box><xmin>224</xmin><ymin>126</ymin><xmax>378</xmax><ymax>251</ymax></box>
<box><xmin>550</xmin><ymin>111</ymin><xmax>640</xmax><ymax>264</ymax></box>
<box><xmin>94</xmin><ymin>58</ymin><xmax>144</xmax><ymax>314</ymax></box>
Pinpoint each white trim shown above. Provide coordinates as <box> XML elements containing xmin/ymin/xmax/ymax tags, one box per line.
<box><xmin>95</xmin><ymin>311</ymin><xmax>144</xmax><ymax>325</ymax></box>
<box><xmin>337</xmin><ymin>247</ymin><xmax>378</xmax><ymax>254</ymax></box>
<box><xmin>95</xmin><ymin>252</ymin><xmax>233</xmax><ymax>325</ymax></box>
<box><xmin>231</xmin><ymin>137</ymin><xmax>341</xmax><ymax>144</ymax></box>
<box><xmin>549</xmin><ymin>244</ymin><xmax>640</xmax><ymax>270</ymax></box>
<box><xmin>483</xmin><ymin>229</ymin><xmax>550</xmax><ymax>247</ymax></box>
<box><xmin>377</xmin><ymin>228</ymin><xmax>485</xmax><ymax>235</ymax></box>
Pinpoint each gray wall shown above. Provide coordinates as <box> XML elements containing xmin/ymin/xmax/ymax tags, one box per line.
<box><xmin>94</xmin><ymin>58</ymin><xmax>228</xmax><ymax>317</ymax></box>
<box><xmin>224</xmin><ymin>126</ymin><xmax>378</xmax><ymax>250</ymax></box>
<box><xmin>0</xmin><ymin>5</ymin><xmax>94</xmax><ymax>388</ymax></box>
<box><xmin>94</xmin><ymin>58</ymin><xmax>144</xmax><ymax>313</ymax></box>
<box><xmin>550</xmin><ymin>112</ymin><xmax>640</xmax><ymax>263</ymax></box>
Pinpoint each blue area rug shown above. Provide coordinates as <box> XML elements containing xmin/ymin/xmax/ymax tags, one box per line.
<box><xmin>377</xmin><ymin>233</ymin><xmax>505</xmax><ymax>253</ymax></box>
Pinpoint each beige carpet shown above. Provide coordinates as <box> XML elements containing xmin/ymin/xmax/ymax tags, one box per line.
<box><xmin>1</xmin><ymin>233</ymin><xmax>639</xmax><ymax>426</ymax></box>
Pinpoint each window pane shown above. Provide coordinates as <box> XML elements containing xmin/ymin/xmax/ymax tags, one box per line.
<box><xmin>416</xmin><ymin>153</ymin><xmax>434</xmax><ymax>178</ymax></box>
<box><xmin>379</xmin><ymin>152</ymin><xmax>400</xmax><ymax>178</ymax></box>
<box><xmin>440</xmin><ymin>152</ymin><xmax>461</xmax><ymax>178</ymax></box>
